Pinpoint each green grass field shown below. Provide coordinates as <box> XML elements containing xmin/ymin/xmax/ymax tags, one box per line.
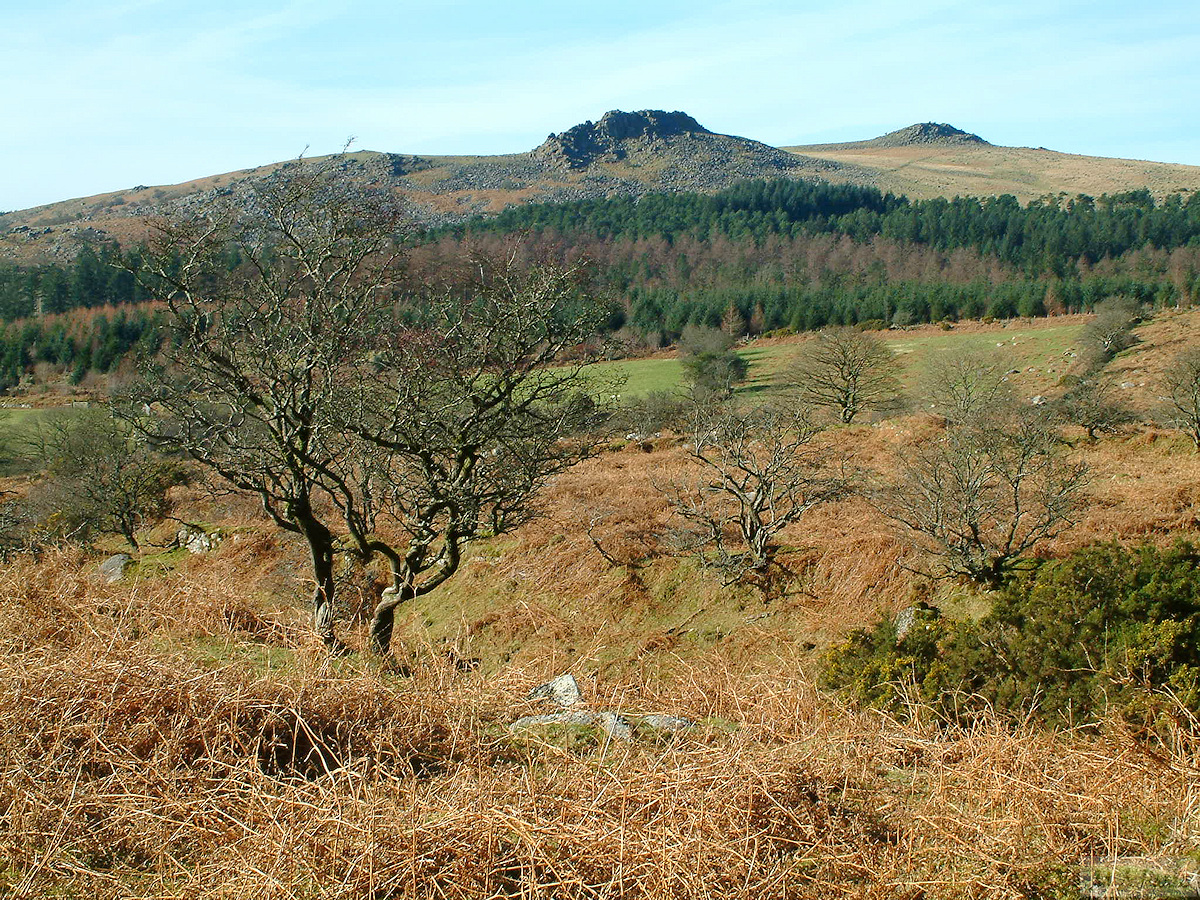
<box><xmin>588</xmin><ymin>320</ymin><xmax>1085</xmax><ymax>404</ymax></box>
<box><xmin>0</xmin><ymin>405</ymin><xmax>83</xmax><ymax>475</ymax></box>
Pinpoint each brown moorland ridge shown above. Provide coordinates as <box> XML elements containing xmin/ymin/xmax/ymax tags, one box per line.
<box><xmin>0</xmin><ymin>109</ymin><xmax>866</xmax><ymax>264</ymax></box>
<box><xmin>4</xmin><ymin>111</ymin><xmax>1200</xmax><ymax>264</ymax></box>
<box><xmin>4</xmin><ymin>310</ymin><xmax>1200</xmax><ymax>897</ymax></box>
<box><xmin>786</xmin><ymin>121</ymin><xmax>1200</xmax><ymax>203</ymax></box>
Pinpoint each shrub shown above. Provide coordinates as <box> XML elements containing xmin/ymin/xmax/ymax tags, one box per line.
<box><xmin>24</xmin><ymin>409</ymin><xmax>186</xmax><ymax>549</ymax></box>
<box><xmin>821</xmin><ymin>543</ymin><xmax>1200</xmax><ymax>729</ymax></box>
<box><xmin>616</xmin><ymin>390</ymin><xmax>688</xmax><ymax>435</ymax></box>
<box><xmin>677</xmin><ymin>325</ymin><xmax>748</xmax><ymax>399</ymax></box>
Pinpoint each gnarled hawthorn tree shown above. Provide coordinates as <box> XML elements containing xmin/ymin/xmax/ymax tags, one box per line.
<box><xmin>128</xmin><ymin>158</ymin><xmax>604</xmax><ymax>653</ymax></box>
<box><xmin>880</xmin><ymin>411</ymin><xmax>1088</xmax><ymax>586</ymax></box>
<box><xmin>1162</xmin><ymin>348</ymin><xmax>1200</xmax><ymax>451</ymax></box>
<box><xmin>666</xmin><ymin>402</ymin><xmax>849</xmax><ymax>595</ymax></box>
<box><xmin>348</xmin><ymin>265</ymin><xmax>606</xmax><ymax>653</ymax></box>
<box><xmin>922</xmin><ymin>351</ymin><xmax>1011</xmax><ymax>425</ymax></box>
<box><xmin>789</xmin><ymin>327</ymin><xmax>902</xmax><ymax>424</ymax></box>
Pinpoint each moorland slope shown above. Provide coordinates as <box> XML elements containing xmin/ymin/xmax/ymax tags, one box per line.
<box><xmin>4</xmin><ymin>110</ymin><xmax>1198</xmax><ymax>263</ymax></box>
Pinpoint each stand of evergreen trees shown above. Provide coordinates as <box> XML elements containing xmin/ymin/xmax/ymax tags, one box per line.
<box><xmin>460</xmin><ymin>179</ymin><xmax>1200</xmax><ymax>276</ymax></box>
<box><xmin>0</xmin><ymin>245</ymin><xmax>148</xmax><ymax>320</ymax></box>
<box><xmin>1</xmin><ymin>179</ymin><xmax>1198</xmax><ymax>390</ymax></box>
<box><xmin>0</xmin><ymin>309</ymin><xmax>166</xmax><ymax>392</ymax></box>
<box><xmin>440</xmin><ymin>179</ymin><xmax>1199</xmax><ymax>340</ymax></box>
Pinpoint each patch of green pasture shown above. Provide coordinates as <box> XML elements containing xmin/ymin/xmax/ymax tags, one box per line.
<box><xmin>0</xmin><ymin>406</ymin><xmax>83</xmax><ymax>475</ymax></box>
<box><xmin>583</xmin><ymin>321</ymin><xmax>1085</xmax><ymax>407</ymax></box>
<box><xmin>583</xmin><ymin>356</ymin><xmax>686</xmax><ymax>400</ymax></box>
<box><xmin>886</xmin><ymin>323</ymin><xmax>1083</xmax><ymax>394</ymax></box>
<box><xmin>184</xmin><ymin>635</ymin><xmax>297</xmax><ymax>673</ymax></box>
<box><xmin>0</xmin><ymin>405</ymin><xmax>81</xmax><ymax>442</ymax></box>
<box><xmin>0</xmin><ymin>406</ymin><xmax>54</xmax><ymax>427</ymax></box>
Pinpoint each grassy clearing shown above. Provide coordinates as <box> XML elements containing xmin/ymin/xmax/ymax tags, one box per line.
<box><xmin>584</xmin><ymin>353</ymin><xmax>686</xmax><ymax>399</ymax></box>
<box><xmin>748</xmin><ymin>318</ymin><xmax>1086</xmax><ymax>398</ymax></box>
<box><xmin>586</xmin><ymin>317</ymin><xmax>1085</xmax><ymax>405</ymax></box>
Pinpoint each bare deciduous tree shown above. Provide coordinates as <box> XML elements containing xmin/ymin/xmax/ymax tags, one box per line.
<box><xmin>666</xmin><ymin>402</ymin><xmax>848</xmax><ymax>594</ymax></box>
<box><xmin>349</xmin><ymin>264</ymin><xmax>607</xmax><ymax>654</ymax></box>
<box><xmin>1162</xmin><ymin>348</ymin><xmax>1200</xmax><ymax>451</ymax></box>
<box><xmin>1079</xmin><ymin>296</ymin><xmax>1140</xmax><ymax>370</ymax></box>
<box><xmin>789</xmin><ymin>327</ymin><xmax>902</xmax><ymax>424</ymax></box>
<box><xmin>127</xmin><ymin>156</ymin><xmax>604</xmax><ymax>654</ymax></box>
<box><xmin>922</xmin><ymin>352</ymin><xmax>1012</xmax><ymax>424</ymax></box>
<box><xmin>27</xmin><ymin>409</ymin><xmax>184</xmax><ymax>550</ymax></box>
<box><xmin>881</xmin><ymin>413</ymin><xmax>1088</xmax><ymax>586</ymax></box>
<box><xmin>1057</xmin><ymin>377</ymin><xmax>1136</xmax><ymax>441</ymax></box>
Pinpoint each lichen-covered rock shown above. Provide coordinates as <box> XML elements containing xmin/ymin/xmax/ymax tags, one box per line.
<box><xmin>510</xmin><ymin>710</ymin><xmax>596</xmax><ymax>730</ymax></box>
<box><xmin>639</xmin><ymin>714</ymin><xmax>695</xmax><ymax>732</ymax></box>
<box><xmin>98</xmin><ymin>553</ymin><xmax>131</xmax><ymax>583</ymax></box>
<box><xmin>526</xmin><ymin>673</ymin><xmax>583</xmax><ymax>708</ymax></box>
<box><xmin>178</xmin><ymin>527</ymin><xmax>221</xmax><ymax>554</ymax></box>
<box><xmin>595</xmin><ymin>712</ymin><xmax>633</xmax><ymax>742</ymax></box>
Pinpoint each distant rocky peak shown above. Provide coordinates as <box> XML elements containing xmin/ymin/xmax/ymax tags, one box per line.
<box><xmin>871</xmin><ymin>122</ymin><xmax>990</xmax><ymax>148</ymax></box>
<box><xmin>592</xmin><ymin>109</ymin><xmax>709</xmax><ymax>141</ymax></box>
<box><xmin>534</xmin><ymin>109</ymin><xmax>711</xmax><ymax>168</ymax></box>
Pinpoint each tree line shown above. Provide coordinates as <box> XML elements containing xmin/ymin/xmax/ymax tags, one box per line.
<box><xmin>0</xmin><ymin>308</ymin><xmax>165</xmax><ymax>392</ymax></box>
<box><xmin>0</xmin><ymin>244</ymin><xmax>149</xmax><ymax>320</ymax></box>
<box><xmin>457</xmin><ymin>179</ymin><xmax>1200</xmax><ymax>276</ymax></box>
<box><xmin>2</xmin><ymin>178</ymin><xmax>1199</xmax><ymax>390</ymax></box>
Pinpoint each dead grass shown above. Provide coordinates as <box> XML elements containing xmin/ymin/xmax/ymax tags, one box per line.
<box><xmin>6</xmin><ymin>416</ymin><xmax>1200</xmax><ymax>896</ymax></box>
<box><xmin>785</xmin><ymin>142</ymin><xmax>1200</xmax><ymax>203</ymax></box>
<box><xmin>1</xmin><ymin>551</ymin><xmax>1196</xmax><ymax>898</ymax></box>
<box><xmin>7</xmin><ymin>311</ymin><xmax>1200</xmax><ymax>896</ymax></box>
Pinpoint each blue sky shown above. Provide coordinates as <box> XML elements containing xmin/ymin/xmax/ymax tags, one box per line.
<box><xmin>3</xmin><ymin>0</ymin><xmax>1198</xmax><ymax>212</ymax></box>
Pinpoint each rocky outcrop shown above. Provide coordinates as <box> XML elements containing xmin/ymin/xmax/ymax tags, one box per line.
<box><xmin>98</xmin><ymin>553</ymin><xmax>132</xmax><ymax>583</ymax></box>
<box><xmin>799</xmin><ymin>122</ymin><xmax>990</xmax><ymax>153</ymax></box>
<box><xmin>534</xmin><ymin>109</ymin><xmax>712</xmax><ymax>168</ymax></box>
<box><xmin>864</xmin><ymin>122</ymin><xmax>989</xmax><ymax>148</ymax></box>
<box><xmin>525</xmin><ymin>673</ymin><xmax>583</xmax><ymax>707</ymax></box>
<box><xmin>511</xmin><ymin>673</ymin><xmax>696</xmax><ymax>744</ymax></box>
<box><xmin>532</xmin><ymin>109</ymin><xmax>839</xmax><ymax>186</ymax></box>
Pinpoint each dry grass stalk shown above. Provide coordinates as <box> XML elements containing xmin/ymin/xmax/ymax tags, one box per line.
<box><xmin>2</xmin><ymin>551</ymin><xmax>1196</xmax><ymax>899</ymax></box>
<box><xmin>5</xmin><ymin>380</ymin><xmax>1200</xmax><ymax>897</ymax></box>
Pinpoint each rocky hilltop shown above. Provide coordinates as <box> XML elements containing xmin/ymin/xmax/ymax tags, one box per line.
<box><xmin>534</xmin><ymin>109</ymin><xmax>713</xmax><ymax>168</ymax></box>
<box><xmin>1</xmin><ymin>110</ymin><xmax>863</xmax><ymax>262</ymax></box>
<box><xmin>794</xmin><ymin>121</ymin><xmax>990</xmax><ymax>151</ymax></box>
<box><xmin>4</xmin><ymin>112</ymin><xmax>1198</xmax><ymax>264</ymax></box>
<box><xmin>529</xmin><ymin>108</ymin><xmax>850</xmax><ymax>189</ymax></box>
<box><xmin>865</xmin><ymin>122</ymin><xmax>989</xmax><ymax>148</ymax></box>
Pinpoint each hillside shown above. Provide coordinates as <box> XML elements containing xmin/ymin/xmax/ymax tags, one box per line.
<box><xmin>4</xmin><ymin>110</ymin><xmax>1199</xmax><ymax>263</ymax></box>
<box><xmin>0</xmin><ymin>110</ymin><xmax>867</xmax><ymax>264</ymax></box>
<box><xmin>4</xmin><ymin>308</ymin><xmax>1200</xmax><ymax>897</ymax></box>
<box><xmin>787</xmin><ymin>123</ymin><xmax>1200</xmax><ymax>202</ymax></box>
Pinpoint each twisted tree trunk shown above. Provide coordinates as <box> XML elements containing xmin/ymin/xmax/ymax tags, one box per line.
<box><xmin>369</xmin><ymin>583</ymin><xmax>415</xmax><ymax>656</ymax></box>
<box><xmin>295</xmin><ymin>509</ymin><xmax>346</xmax><ymax>654</ymax></box>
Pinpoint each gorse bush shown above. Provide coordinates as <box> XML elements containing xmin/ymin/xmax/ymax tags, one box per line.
<box><xmin>821</xmin><ymin>542</ymin><xmax>1200</xmax><ymax>729</ymax></box>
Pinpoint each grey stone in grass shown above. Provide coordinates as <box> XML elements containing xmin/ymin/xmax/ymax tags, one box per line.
<box><xmin>526</xmin><ymin>673</ymin><xmax>583</xmax><ymax>708</ymax></box>
<box><xmin>1079</xmin><ymin>855</ymin><xmax>1199</xmax><ymax>898</ymax></box>
<box><xmin>98</xmin><ymin>554</ymin><xmax>132</xmax><ymax>583</ymax></box>
<box><xmin>509</xmin><ymin>710</ymin><xmax>633</xmax><ymax>742</ymax></box>
<box><xmin>595</xmin><ymin>712</ymin><xmax>633</xmax><ymax>742</ymax></box>
<box><xmin>178</xmin><ymin>527</ymin><xmax>220</xmax><ymax>554</ymax></box>
<box><xmin>510</xmin><ymin>710</ymin><xmax>596</xmax><ymax>730</ymax></box>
